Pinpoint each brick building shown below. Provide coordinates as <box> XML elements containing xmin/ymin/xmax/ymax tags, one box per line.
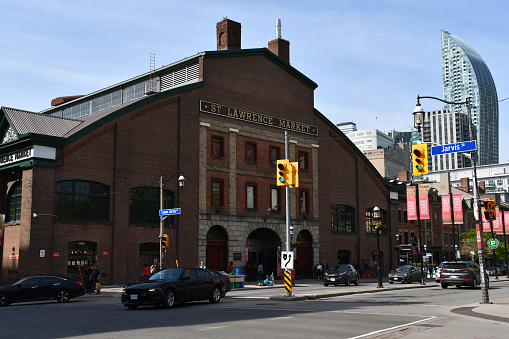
<box><xmin>0</xmin><ymin>19</ymin><xmax>396</xmax><ymax>285</ymax></box>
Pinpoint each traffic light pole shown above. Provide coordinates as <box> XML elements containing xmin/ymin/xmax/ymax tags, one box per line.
<box><xmin>285</xmin><ymin>130</ymin><xmax>292</xmax><ymax>297</ymax></box>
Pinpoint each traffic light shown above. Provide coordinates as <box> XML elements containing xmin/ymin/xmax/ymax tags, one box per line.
<box><xmin>161</xmin><ymin>234</ymin><xmax>170</xmax><ymax>247</ymax></box>
<box><xmin>483</xmin><ymin>200</ymin><xmax>496</xmax><ymax>221</ymax></box>
<box><xmin>412</xmin><ymin>143</ymin><xmax>428</xmax><ymax>175</ymax></box>
<box><xmin>277</xmin><ymin>159</ymin><xmax>291</xmax><ymax>186</ymax></box>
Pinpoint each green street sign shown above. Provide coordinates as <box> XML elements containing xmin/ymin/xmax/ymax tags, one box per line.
<box><xmin>487</xmin><ymin>238</ymin><xmax>499</xmax><ymax>249</ymax></box>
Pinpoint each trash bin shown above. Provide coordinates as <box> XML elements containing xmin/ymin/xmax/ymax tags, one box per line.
<box><xmin>236</xmin><ymin>268</ymin><xmax>241</xmax><ymax>274</ymax></box>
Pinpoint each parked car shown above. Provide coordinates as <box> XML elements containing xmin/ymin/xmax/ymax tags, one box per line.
<box><xmin>439</xmin><ymin>261</ymin><xmax>488</xmax><ymax>289</ymax></box>
<box><xmin>388</xmin><ymin>265</ymin><xmax>422</xmax><ymax>284</ymax></box>
<box><xmin>323</xmin><ymin>264</ymin><xmax>359</xmax><ymax>287</ymax></box>
<box><xmin>497</xmin><ymin>264</ymin><xmax>508</xmax><ymax>275</ymax></box>
<box><xmin>0</xmin><ymin>275</ymin><xmax>86</xmax><ymax>307</ymax></box>
<box><xmin>121</xmin><ymin>267</ymin><xmax>231</xmax><ymax>309</ymax></box>
<box><xmin>434</xmin><ymin>262</ymin><xmax>447</xmax><ymax>283</ymax></box>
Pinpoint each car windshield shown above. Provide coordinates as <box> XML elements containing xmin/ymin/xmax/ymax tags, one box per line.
<box><xmin>149</xmin><ymin>268</ymin><xmax>184</xmax><ymax>281</ymax></box>
<box><xmin>395</xmin><ymin>266</ymin><xmax>411</xmax><ymax>272</ymax></box>
<box><xmin>443</xmin><ymin>263</ymin><xmax>467</xmax><ymax>269</ymax></box>
<box><xmin>331</xmin><ymin>265</ymin><xmax>348</xmax><ymax>272</ymax></box>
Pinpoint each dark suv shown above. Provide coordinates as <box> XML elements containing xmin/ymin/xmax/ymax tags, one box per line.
<box><xmin>439</xmin><ymin>261</ymin><xmax>488</xmax><ymax>289</ymax></box>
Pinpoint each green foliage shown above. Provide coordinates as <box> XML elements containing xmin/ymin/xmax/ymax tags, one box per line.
<box><xmin>460</xmin><ymin>229</ymin><xmax>507</xmax><ymax>262</ymax></box>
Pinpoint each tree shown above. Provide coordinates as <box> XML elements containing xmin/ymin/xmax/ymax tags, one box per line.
<box><xmin>460</xmin><ymin>229</ymin><xmax>507</xmax><ymax>263</ymax></box>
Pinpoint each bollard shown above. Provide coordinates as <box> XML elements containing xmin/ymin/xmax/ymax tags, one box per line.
<box><xmin>284</xmin><ymin>269</ymin><xmax>292</xmax><ymax>296</ymax></box>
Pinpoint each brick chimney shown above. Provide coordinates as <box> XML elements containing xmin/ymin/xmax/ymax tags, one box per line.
<box><xmin>267</xmin><ymin>19</ymin><xmax>290</xmax><ymax>63</ymax></box>
<box><xmin>397</xmin><ymin>171</ymin><xmax>409</xmax><ymax>182</ymax></box>
<box><xmin>216</xmin><ymin>18</ymin><xmax>241</xmax><ymax>51</ymax></box>
<box><xmin>460</xmin><ymin>177</ymin><xmax>469</xmax><ymax>192</ymax></box>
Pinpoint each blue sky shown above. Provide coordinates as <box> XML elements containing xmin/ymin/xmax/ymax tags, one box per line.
<box><xmin>1</xmin><ymin>1</ymin><xmax>508</xmax><ymax>162</ymax></box>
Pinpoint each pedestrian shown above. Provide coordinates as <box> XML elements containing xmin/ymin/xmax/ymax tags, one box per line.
<box><xmin>200</xmin><ymin>261</ymin><xmax>206</xmax><ymax>268</ymax></box>
<box><xmin>363</xmin><ymin>261</ymin><xmax>371</xmax><ymax>278</ymax></box>
<box><xmin>89</xmin><ymin>263</ymin><xmax>101</xmax><ymax>294</ymax></box>
<box><xmin>316</xmin><ymin>262</ymin><xmax>323</xmax><ymax>280</ymax></box>
<box><xmin>257</xmin><ymin>263</ymin><xmax>264</xmax><ymax>285</ymax></box>
<box><xmin>144</xmin><ymin>263</ymin><xmax>150</xmax><ymax>279</ymax></box>
<box><xmin>372</xmin><ymin>260</ymin><xmax>378</xmax><ymax>278</ymax></box>
<box><xmin>264</xmin><ymin>275</ymin><xmax>273</xmax><ymax>286</ymax></box>
<box><xmin>325</xmin><ymin>263</ymin><xmax>330</xmax><ymax>272</ymax></box>
<box><xmin>227</xmin><ymin>261</ymin><xmax>236</xmax><ymax>274</ymax></box>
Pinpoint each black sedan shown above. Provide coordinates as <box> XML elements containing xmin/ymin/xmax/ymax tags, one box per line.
<box><xmin>323</xmin><ymin>264</ymin><xmax>359</xmax><ymax>286</ymax></box>
<box><xmin>0</xmin><ymin>275</ymin><xmax>86</xmax><ymax>307</ymax></box>
<box><xmin>388</xmin><ymin>265</ymin><xmax>422</xmax><ymax>284</ymax></box>
<box><xmin>122</xmin><ymin>267</ymin><xmax>231</xmax><ymax>309</ymax></box>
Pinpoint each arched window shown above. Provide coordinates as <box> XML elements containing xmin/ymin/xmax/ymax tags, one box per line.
<box><xmin>56</xmin><ymin>181</ymin><xmax>109</xmax><ymax>221</ymax></box>
<box><xmin>6</xmin><ymin>182</ymin><xmax>22</xmax><ymax>222</ymax></box>
<box><xmin>331</xmin><ymin>204</ymin><xmax>355</xmax><ymax>233</ymax></box>
<box><xmin>129</xmin><ymin>187</ymin><xmax>174</xmax><ymax>225</ymax></box>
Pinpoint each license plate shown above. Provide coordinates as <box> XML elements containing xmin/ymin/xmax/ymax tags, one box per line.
<box><xmin>130</xmin><ymin>295</ymin><xmax>138</xmax><ymax>300</ymax></box>
<box><xmin>394</xmin><ymin>277</ymin><xmax>399</xmax><ymax>280</ymax></box>
<box><xmin>330</xmin><ymin>278</ymin><xmax>335</xmax><ymax>281</ymax></box>
<box><xmin>451</xmin><ymin>276</ymin><xmax>458</xmax><ymax>279</ymax></box>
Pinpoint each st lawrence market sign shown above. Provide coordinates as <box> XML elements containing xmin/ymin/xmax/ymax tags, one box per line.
<box><xmin>200</xmin><ymin>100</ymin><xmax>318</xmax><ymax>136</ymax></box>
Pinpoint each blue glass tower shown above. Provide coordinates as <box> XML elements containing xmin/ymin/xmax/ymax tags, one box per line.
<box><xmin>441</xmin><ymin>30</ymin><xmax>499</xmax><ymax>165</ymax></box>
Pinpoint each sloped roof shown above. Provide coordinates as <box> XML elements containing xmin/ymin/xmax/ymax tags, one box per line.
<box><xmin>2</xmin><ymin>107</ymin><xmax>82</xmax><ymax>137</ymax></box>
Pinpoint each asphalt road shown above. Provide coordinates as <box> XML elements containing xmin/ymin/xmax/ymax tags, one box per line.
<box><xmin>1</xmin><ymin>279</ymin><xmax>508</xmax><ymax>338</ymax></box>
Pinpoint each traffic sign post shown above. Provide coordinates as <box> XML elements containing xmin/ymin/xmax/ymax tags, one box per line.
<box><xmin>159</xmin><ymin>208</ymin><xmax>181</xmax><ymax>216</ymax></box>
<box><xmin>488</xmin><ymin>238</ymin><xmax>499</xmax><ymax>249</ymax></box>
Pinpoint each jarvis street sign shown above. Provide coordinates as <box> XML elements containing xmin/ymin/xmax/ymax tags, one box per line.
<box><xmin>431</xmin><ymin>141</ymin><xmax>477</xmax><ymax>156</ymax></box>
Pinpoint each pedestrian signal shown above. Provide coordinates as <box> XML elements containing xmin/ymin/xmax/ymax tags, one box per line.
<box><xmin>483</xmin><ymin>200</ymin><xmax>496</xmax><ymax>221</ymax></box>
<box><xmin>290</xmin><ymin>162</ymin><xmax>299</xmax><ymax>188</ymax></box>
<box><xmin>412</xmin><ymin>143</ymin><xmax>428</xmax><ymax>175</ymax></box>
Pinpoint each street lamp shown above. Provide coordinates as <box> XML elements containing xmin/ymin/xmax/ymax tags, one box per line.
<box><xmin>159</xmin><ymin>170</ymin><xmax>185</xmax><ymax>269</ymax></box>
<box><xmin>413</xmin><ymin>95</ymin><xmax>489</xmax><ymax>303</ymax></box>
<box><xmin>373</xmin><ymin>205</ymin><xmax>383</xmax><ymax>288</ymax></box>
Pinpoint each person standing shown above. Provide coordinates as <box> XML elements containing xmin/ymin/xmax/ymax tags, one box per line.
<box><xmin>316</xmin><ymin>262</ymin><xmax>323</xmax><ymax>280</ymax></box>
<box><xmin>144</xmin><ymin>264</ymin><xmax>150</xmax><ymax>279</ymax></box>
<box><xmin>257</xmin><ymin>263</ymin><xmax>263</xmax><ymax>285</ymax></box>
<box><xmin>200</xmin><ymin>261</ymin><xmax>206</xmax><ymax>268</ymax></box>
<box><xmin>227</xmin><ymin>261</ymin><xmax>236</xmax><ymax>274</ymax></box>
<box><xmin>89</xmin><ymin>263</ymin><xmax>101</xmax><ymax>294</ymax></box>
<box><xmin>363</xmin><ymin>261</ymin><xmax>371</xmax><ymax>278</ymax></box>
<box><xmin>372</xmin><ymin>260</ymin><xmax>378</xmax><ymax>278</ymax></box>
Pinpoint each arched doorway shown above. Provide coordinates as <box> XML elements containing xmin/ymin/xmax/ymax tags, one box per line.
<box><xmin>246</xmin><ymin>228</ymin><xmax>281</xmax><ymax>281</ymax></box>
<box><xmin>139</xmin><ymin>243</ymin><xmax>159</xmax><ymax>277</ymax></box>
<box><xmin>67</xmin><ymin>241</ymin><xmax>97</xmax><ymax>279</ymax></box>
<box><xmin>206</xmin><ymin>225</ymin><xmax>228</xmax><ymax>271</ymax></box>
<box><xmin>295</xmin><ymin>230</ymin><xmax>313</xmax><ymax>278</ymax></box>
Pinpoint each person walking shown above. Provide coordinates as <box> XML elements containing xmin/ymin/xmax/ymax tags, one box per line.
<box><xmin>363</xmin><ymin>262</ymin><xmax>371</xmax><ymax>278</ymax></box>
<box><xmin>89</xmin><ymin>263</ymin><xmax>101</xmax><ymax>294</ymax></box>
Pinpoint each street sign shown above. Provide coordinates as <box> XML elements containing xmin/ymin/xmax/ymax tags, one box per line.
<box><xmin>159</xmin><ymin>208</ymin><xmax>181</xmax><ymax>216</ymax></box>
<box><xmin>430</xmin><ymin>140</ymin><xmax>477</xmax><ymax>156</ymax></box>
<box><xmin>281</xmin><ymin>251</ymin><xmax>294</xmax><ymax>270</ymax></box>
<box><xmin>487</xmin><ymin>238</ymin><xmax>499</xmax><ymax>249</ymax></box>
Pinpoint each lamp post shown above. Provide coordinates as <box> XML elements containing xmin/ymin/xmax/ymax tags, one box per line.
<box><xmin>373</xmin><ymin>205</ymin><xmax>383</xmax><ymax>288</ymax></box>
<box><xmin>159</xmin><ymin>171</ymin><xmax>185</xmax><ymax>269</ymax></box>
<box><xmin>413</xmin><ymin>95</ymin><xmax>489</xmax><ymax>303</ymax></box>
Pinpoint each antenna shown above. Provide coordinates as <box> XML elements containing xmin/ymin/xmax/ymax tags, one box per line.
<box><xmin>276</xmin><ymin>19</ymin><xmax>281</xmax><ymax>39</ymax></box>
<box><xmin>145</xmin><ymin>53</ymin><xmax>157</xmax><ymax>95</ymax></box>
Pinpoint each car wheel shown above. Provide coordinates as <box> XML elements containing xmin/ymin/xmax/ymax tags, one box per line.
<box><xmin>471</xmin><ymin>278</ymin><xmax>477</xmax><ymax>289</ymax></box>
<box><xmin>126</xmin><ymin>305</ymin><xmax>138</xmax><ymax>310</ymax></box>
<box><xmin>209</xmin><ymin>286</ymin><xmax>221</xmax><ymax>303</ymax></box>
<box><xmin>389</xmin><ymin>281</ymin><xmax>394</xmax><ymax>284</ymax></box>
<box><xmin>324</xmin><ymin>283</ymin><xmax>329</xmax><ymax>287</ymax></box>
<box><xmin>56</xmin><ymin>289</ymin><xmax>70</xmax><ymax>303</ymax></box>
<box><xmin>345</xmin><ymin>277</ymin><xmax>350</xmax><ymax>286</ymax></box>
<box><xmin>441</xmin><ymin>282</ymin><xmax>448</xmax><ymax>289</ymax></box>
<box><xmin>0</xmin><ymin>293</ymin><xmax>9</xmax><ymax>307</ymax></box>
<box><xmin>354</xmin><ymin>276</ymin><xmax>359</xmax><ymax>286</ymax></box>
<box><xmin>162</xmin><ymin>290</ymin><xmax>175</xmax><ymax>309</ymax></box>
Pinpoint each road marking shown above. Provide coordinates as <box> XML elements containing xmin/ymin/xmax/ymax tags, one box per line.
<box><xmin>346</xmin><ymin>316</ymin><xmax>436</xmax><ymax>339</ymax></box>
<box><xmin>270</xmin><ymin>316</ymin><xmax>293</xmax><ymax>320</ymax></box>
<box><xmin>331</xmin><ymin>310</ymin><xmax>430</xmax><ymax>317</ymax></box>
<box><xmin>198</xmin><ymin>326</ymin><xmax>230</xmax><ymax>331</ymax></box>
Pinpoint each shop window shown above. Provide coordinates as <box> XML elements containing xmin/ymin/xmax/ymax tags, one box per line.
<box><xmin>246</xmin><ymin>184</ymin><xmax>257</xmax><ymax>210</ymax></box>
<box><xmin>130</xmin><ymin>187</ymin><xmax>174</xmax><ymax>225</ymax></box>
<box><xmin>365</xmin><ymin>207</ymin><xmax>388</xmax><ymax>234</ymax></box>
<box><xmin>331</xmin><ymin>204</ymin><xmax>355</xmax><ymax>233</ymax></box>
<box><xmin>269</xmin><ymin>146</ymin><xmax>280</xmax><ymax>166</ymax></box>
<box><xmin>246</xmin><ymin>142</ymin><xmax>257</xmax><ymax>163</ymax></box>
<box><xmin>211</xmin><ymin>179</ymin><xmax>224</xmax><ymax>207</ymax></box>
<box><xmin>299</xmin><ymin>151</ymin><xmax>309</xmax><ymax>170</ymax></box>
<box><xmin>212</xmin><ymin>135</ymin><xmax>224</xmax><ymax>158</ymax></box>
<box><xmin>6</xmin><ymin>182</ymin><xmax>22</xmax><ymax>222</ymax></box>
<box><xmin>55</xmin><ymin>181</ymin><xmax>109</xmax><ymax>221</ymax></box>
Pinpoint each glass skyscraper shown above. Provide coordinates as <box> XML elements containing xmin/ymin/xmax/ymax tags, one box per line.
<box><xmin>441</xmin><ymin>30</ymin><xmax>499</xmax><ymax>165</ymax></box>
